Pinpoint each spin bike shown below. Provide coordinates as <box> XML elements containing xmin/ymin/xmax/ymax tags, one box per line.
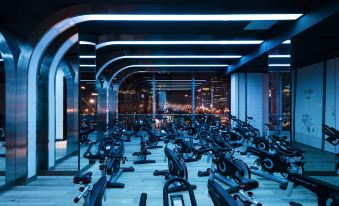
<box><xmin>322</xmin><ymin>124</ymin><xmax>339</xmax><ymax>174</ymax></box>
<box><xmin>197</xmin><ymin>132</ymin><xmax>261</xmax><ymax>206</ymax></box>
<box><xmin>73</xmin><ymin>138</ymin><xmax>134</xmax><ymax>205</ymax></box>
<box><xmin>286</xmin><ymin>173</ymin><xmax>339</xmax><ymax>206</ymax></box>
<box><xmin>133</xmin><ymin>127</ymin><xmax>157</xmax><ymax>164</ymax></box>
<box><xmin>154</xmin><ymin>139</ymin><xmax>197</xmax><ymax>193</ymax></box>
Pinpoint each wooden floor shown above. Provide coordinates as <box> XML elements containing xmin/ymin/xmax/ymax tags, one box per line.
<box><xmin>0</xmin><ymin>138</ymin><xmax>338</xmax><ymax>206</ymax></box>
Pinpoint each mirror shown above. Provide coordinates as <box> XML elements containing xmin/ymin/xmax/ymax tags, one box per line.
<box><xmin>50</xmin><ymin>64</ymin><xmax>79</xmax><ymax>172</ymax></box>
<box><xmin>0</xmin><ymin>55</ymin><xmax>5</xmax><ymax>186</ymax></box>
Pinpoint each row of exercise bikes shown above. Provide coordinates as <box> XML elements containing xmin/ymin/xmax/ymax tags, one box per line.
<box><xmin>73</xmin><ymin>113</ymin><xmax>339</xmax><ymax>206</ymax></box>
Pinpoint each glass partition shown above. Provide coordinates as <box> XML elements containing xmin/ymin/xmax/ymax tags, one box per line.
<box><xmin>268</xmin><ymin>41</ymin><xmax>291</xmax><ymax>137</ymax></box>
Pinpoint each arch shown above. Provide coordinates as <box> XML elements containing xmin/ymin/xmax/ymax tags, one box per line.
<box><xmin>106</xmin><ymin>66</ymin><xmax>224</xmax><ymax>121</ymax></box>
<box><xmin>48</xmin><ymin>34</ymin><xmax>78</xmax><ymax>168</ymax></box>
<box><xmin>0</xmin><ymin>29</ymin><xmax>20</xmax><ymax>184</ymax></box>
<box><xmin>17</xmin><ymin>7</ymin><xmax>290</xmax><ymax>178</ymax></box>
<box><xmin>96</xmin><ymin>55</ymin><xmax>240</xmax><ymax>79</ymax></box>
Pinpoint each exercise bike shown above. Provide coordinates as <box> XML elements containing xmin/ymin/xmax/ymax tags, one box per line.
<box><xmin>322</xmin><ymin>124</ymin><xmax>339</xmax><ymax>175</ymax></box>
<box><xmin>246</xmin><ymin>144</ymin><xmax>304</xmax><ymax>189</ymax></box>
<box><xmin>197</xmin><ymin>133</ymin><xmax>261</xmax><ymax>206</ymax></box>
<box><xmin>73</xmin><ymin>137</ymin><xmax>130</xmax><ymax>205</ymax></box>
<box><xmin>163</xmin><ymin>178</ymin><xmax>197</xmax><ymax>206</ymax></box>
<box><xmin>154</xmin><ymin>142</ymin><xmax>197</xmax><ymax>193</ymax></box>
<box><xmin>80</xmin><ymin>120</ymin><xmax>95</xmax><ymax>144</ymax></box>
<box><xmin>286</xmin><ymin>173</ymin><xmax>339</xmax><ymax>206</ymax></box>
<box><xmin>133</xmin><ymin>127</ymin><xmax>156</xmax><ymax>164</ymax></box>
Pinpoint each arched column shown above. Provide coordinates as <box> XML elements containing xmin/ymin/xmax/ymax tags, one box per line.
<box><xmin>0</xmin><ymin>29</ymin><xmax>21</xmax><ymax>185</ymax></box>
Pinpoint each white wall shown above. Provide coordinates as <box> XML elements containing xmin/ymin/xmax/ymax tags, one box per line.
<box><xmin>231</xmin><ymin>73</ymin><xmax>238</xmax><ymax>118</ymax></box>
<box><xmin>230</xmin><ymin>72</ymin><xmax>269</xmax><ymax>134</ymax></box>
<box><xmin>238</xmin><ymin>73</ymin><xmax>246</xmax><ymax>121</ymax></box>
<box><xmin>55</xmin><ymin>69</ymin><xmax>64</xmax><ymax>141</ymax></box>
<box><xmin>246</xmin><ymin>73</ymin><xmax>269</xmax><ymax>134</ymax></box>
<box><xmin>295</xmin><ymin>62</ymin><xmax>324</xmax><ymax>149</ymax></box>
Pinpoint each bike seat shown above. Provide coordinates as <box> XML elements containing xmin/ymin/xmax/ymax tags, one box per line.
<box><xmin>238</xmin><ymin>178</ymin><xmax>259</xmax><ymax>191</ymax></box>
<box><xmin>73</xmin><ymin>172</ymin><xmax>92</xmax><ymax>184</ymax></box>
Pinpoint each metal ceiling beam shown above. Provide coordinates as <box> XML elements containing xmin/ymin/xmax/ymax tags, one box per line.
<box><xmin>226</xmin><ymin>0</ymin><xmax>339</xmax><ymax>74</ymax></box>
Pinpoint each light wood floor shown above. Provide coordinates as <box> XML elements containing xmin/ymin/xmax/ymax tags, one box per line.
<box><xmin>0</xmin><ymin>139</ymin><xmax>338</xmax><ymax>206</ymax></box>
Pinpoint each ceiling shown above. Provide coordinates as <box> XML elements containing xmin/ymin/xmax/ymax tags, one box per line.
<box><xmin>0</xmin><ymin>0</ymin><xmax>337</xmax><ymax>89</ymax></box>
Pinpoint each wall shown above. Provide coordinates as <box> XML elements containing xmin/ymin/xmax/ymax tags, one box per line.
<box><xmin>238</xmin><ymin>73</ymin><xmax>246</xmax><ymax>121</ymax></box>
<box><xmin>230</xmin><ymin>74</ymin><xmax>238</xmax><ymax>118</ymax></box>
<box><xmin>293</xmin><ymin>57</ymin><xmax>339</xmax><ymax>153</ymax></box>
<box><xmin>231</xmin><ymin>72</ymin><xmax>269</xmax><ymax>134</ymax></box>
<box><xmin>295</xmin><ymin>63</ymin><xmax>324</xmax><ymax>148</ymax></box>
<box><xmin>55</xmin><ymin>69</ymin><xmax>64</xmax><ymax>141</ymax></box>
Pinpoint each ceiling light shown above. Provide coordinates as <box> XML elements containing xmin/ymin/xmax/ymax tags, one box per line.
<box><xmin>0</xmin><ymin>59</ymin><xmax>3</xmax><ymax>61</ymax></box>
<box><xmin>268</xmin><ymin>55</ymin><xmax>291</xmax><ymax>58</ymax></box>
<box><xmin>97</xmin><ymin>40</ymin><xmax>263</xmax><ymax>49</ymax></box>
<box><xmin>79</xmin><ymin>55</ymin><xmax>96</xmax><ymax>58</ymax></box>
<box><xmin>118</xmin><ymin>55</ymin><xmax>241</xmax><ymax>59</ymax></box>
<box><xmin>85</xmin><ymin>14</ymin><xmax>302</xmax><ymax>21</ymax></box>
<box><xmin>282</xmin><ymin>40</ymin><xmax>291</xmax><ymax>44</ymax></box>
<box><xmin>132</xmin><ymin>64</ymin><xmax>228</xmax><ymax>67</ymax></box>
<box><xmin>80</xmin><ymin>64</ymin><xmax>96</xmax><ymax>67</ymax></box>
<box><xmin>79</xmin><ymin>41</ymin><xmax>96</xmax><ymax>45</ymax></box>
<box><xmin>147</xmin><ymin>80</ymin><xmax>206</xmax><ymax>82</ymax></box>
<box><xmin>269</xmin><ymin>64</ymin><xmax>290</xmax><ymax>67</ymax></box>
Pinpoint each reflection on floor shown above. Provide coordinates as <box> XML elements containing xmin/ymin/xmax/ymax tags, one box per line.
<box><xmin>1</xmin><ymin>138</ymin><xmax>338</xmax><ymax>206</ymax></box>
<box><xmin>293</xmin><ymin>142</ymin><xmax>336</xmax><ymax>172</ymax></box>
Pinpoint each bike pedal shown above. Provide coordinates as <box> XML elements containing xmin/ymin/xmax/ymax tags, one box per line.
<box><xmin>247</xmin><ymin>191</ymin><xmax>253</xmax><ymax>197</ymax></box>
<box><xmin>198</xmin><ymin>170</ymin><xmax>209</xmax><ymax>177</ymax></box>
<box><xmin>132</xmin><ymin>152</ymin><xmax>139</xmax><ymax>156</ymax></box>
